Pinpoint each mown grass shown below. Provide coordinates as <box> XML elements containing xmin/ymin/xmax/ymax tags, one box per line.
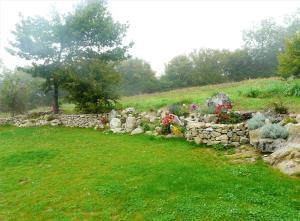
<box><xmin>121</xmin><ymin>78</ymin><xmax>300</xmax><ymax>112</ymax></box>
<box><xmin>0</xmin><ymin>127</ymin><xmax>299</xmax><ymax>220</ymax></box>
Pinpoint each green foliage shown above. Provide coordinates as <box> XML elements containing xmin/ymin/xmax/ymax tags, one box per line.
<box><xmin>212</xmin><ymin>144</ymin><xmax>230</xmax><ymax>151</ymax></box>
<box><xmin>46</xmin><ymin>114</ymin><xmax>56</xmax><ymax>121</ymax></box>
<box><xmin>243</xmin><ymin>18</ymin><xmax>285</xmax><ymax>76</ymax></box>
<box><xmin>260</xmin><ymin>124</ymin><xmax>289</xmax><ymax>139</ymax></box>
<box><xmin>247</xmin><ymin>113</ymin><xmax>266</xmax><ymax>130</ymax></box>
<box><xmin>198</xmin><ymin>105</ymin><xmax>215</xmax><ymax>114</ymax></box>
<box><xmin>270</xmin><ymin>101</ymin><xmax>288</xmax><ymax>114</ymax></box>
<box><xmin>282</xmin><ymin>116</ymin><xmax>297</xmax><ymax>125</ymax></box>
<box><xmin>64</xmin><ymin>60</ymin><xmax>120</xmax><ymax>113</ymax></box>
<box><xmin>0</xmin><ymin>71</ymin><xmax>30</xmax><ymax>116</ymax></box>
<box><xmin>283</xmin><ymin>82</ymin><xmax>300</xmax><ymax>96</ymax></box>
<box><xmin>7</xmin><ymin>0</ymin><xmax>130</xmax><ymax>113</ymax></box>
<box><xmin>139</xmin><ymin>120</ymin><xmax>152</xmax><ymax>132</ymax></box>
<box><xmin>117</xmin><ymin>58</ymin><xmax>159</xmax><ymax>96</ymax></box>
<box><xmin>243</xmin><ymin>87</ymin><xmax>261</xmax><ymax>98</ymax></box>
<box><xmin>218</xmin><ymin>112</ymin><xmax>244</xmax><ymax>124</ymax></box>
<box><xmin>168</xmin><ymin>103</ymin><xmax>188</xmax><ymax>116</ymax></box>
<box><xmin>162</xmin><ymin>54</ymin><xmax>194</xmax><ymax>89</ymax></box>
<box><xmin>241</xmin><ymin>81</ymin><xmax>300</xmax><ymax>99</ymax></box>
<box><xmin>278</xmin><ymin>32</ymin><xmax>300</xmax><ymax>79</ymax></box>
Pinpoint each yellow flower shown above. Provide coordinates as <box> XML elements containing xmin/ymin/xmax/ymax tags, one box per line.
<box><xmin>171</xmin><ymin>125</ymin><xmax>182</xmax><ymax>136</ymax></box>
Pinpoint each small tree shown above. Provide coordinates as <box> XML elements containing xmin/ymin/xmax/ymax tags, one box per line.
<box><xmin>278</xmin><ymin>32</ymin><xmax>300</xmax><ymax>79</ymax></box>
<box><xmin>0</xmin><ymin>71</ymin><xmax>29</xmax><ymax>116</ymax></box>
<box><xmin>63</xmin><ymin>59</ymin><xmax>120</xmax><ymax>113</ymax></box>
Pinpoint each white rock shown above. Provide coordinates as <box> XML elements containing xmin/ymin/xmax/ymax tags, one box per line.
<box><xmin>131</xmin><ymin>127</ymin><xmax>144</xmax><ymax>135</ymax></box>
<box><xmin>50</xmin><ymin>119</ymin><xmax>61</xmax><ymax>126</ymax></box>
<box><xmin>111</xmin><ymin>128</ymin><xmax>125</xmax><ymax>134</ymax></box>
<box><xmin>108</xmin><ymin>109</ymin><xmax>117</xmax><ymax>121</ymax></box>
<box><xmin>125</xmin><ymin>116</ymin><xmax>136</xmax><ymax>132</ymax></box>
<box><xmin>110</xmin><ymin>118</ymin><xmax>121</xmax><ymax>129</ymax></box>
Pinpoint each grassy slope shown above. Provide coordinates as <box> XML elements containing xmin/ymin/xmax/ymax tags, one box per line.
<box><xmin>0</xmin><ymin>127</ymin><xmax>299</xmax><ymax>220</ymax></box>
<box><xmin>121</xmin><ymin>78</ymin><xmax>300</xmax><ymax>112</ymax></box>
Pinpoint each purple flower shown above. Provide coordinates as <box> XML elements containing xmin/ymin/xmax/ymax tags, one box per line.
<box><xmin>190</xmin><ymin>103</ymin><xmax>198</xmax><ymax>111</ymax></box>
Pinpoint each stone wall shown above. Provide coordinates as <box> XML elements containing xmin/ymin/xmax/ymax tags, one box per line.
<box><xmin>0</xmin><ymin>114</ymin><xmax>102</xmax><ymax>128</ymax></box>
<box><xmin>185</xmin><ymin>121</ymin><xmax>249</xmax><ymax>146</ymax></box>
<box><xmin>0</xmin><ymin>112</ymin><xmax>250</xmax><ymax>146</ymax></box>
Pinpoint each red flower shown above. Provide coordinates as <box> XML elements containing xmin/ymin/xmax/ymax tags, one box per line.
<box><xmin>161</xmin><ymin>113</ymin><xmax>174</xmax><ymax>126</ymax></box>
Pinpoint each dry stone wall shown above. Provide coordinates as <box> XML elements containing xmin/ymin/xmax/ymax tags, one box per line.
<box><xmin>185</xmin><ymin>121</ymin><xmax>249</xmax><ymax>146</ymax></box>
<box><xmin>0</xmin><ymin>112</ymin><xmax>250</xmax><ymax>146</ymax></box>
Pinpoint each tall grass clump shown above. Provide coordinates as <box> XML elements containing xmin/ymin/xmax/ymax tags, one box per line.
<box><xmin>283</xmin><ymin>82</ymin><xmax>300</xmax><ymax>97</ymax></box>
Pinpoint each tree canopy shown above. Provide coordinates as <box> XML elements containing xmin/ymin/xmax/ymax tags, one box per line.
<box><xmin>117</xmin><ymin>58</ymin><xmax>159</xmax><ymax>96</ymax></box>
<box><xmin>7</xmin><ymin>0</ymin><xmax>130</xmax><ymax>113</ymax></box>
<box><xmin>278</xmin><ymin>32</ymin><xmax>300</xmax><ymax>79</ymax></box>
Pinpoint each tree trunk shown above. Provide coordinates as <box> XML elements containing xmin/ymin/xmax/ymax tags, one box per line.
<box><xmin>52</xmin><ymin>81</ymin><xmax>59</xmax><ymax>114</ymax></box>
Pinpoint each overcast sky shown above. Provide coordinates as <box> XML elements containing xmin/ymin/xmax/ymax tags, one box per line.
<box><xmin>1</xmin><ymin>0</ymin><xmax>300</xmax><ymax>75</ymax></box>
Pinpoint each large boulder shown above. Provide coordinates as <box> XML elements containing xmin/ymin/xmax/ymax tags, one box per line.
<box><xmin>285</xmin><ymin>123</ymin><xmax>300</xmax><ymax>135</ymax></box>
<box><xmin>109</xmin><ymin>118</ymin><xmax>121</xmax><ymax>129</ymax></box>
<box><xmin>249</xmin><ymin>128</ymin><xmax>286</xmax><ymax>152</ymax></box>
<box><xmin>285</xmin><ymin>123</ymin><xmax>300</xmax><ymax>148</ymax></box>
<box><xmin>205</xmin><ymin>93</ymin><xmax>230</xmax><ymax>108</ymax></box>
<box><xmin>264</xmin><ymin>147</ymin><xmax>300</xmax><ymax>176</ymax></box>
<box><xmin>125</xmin><ymin>116</ymin><xmax>136</xmax><ymax>132</ymax></box>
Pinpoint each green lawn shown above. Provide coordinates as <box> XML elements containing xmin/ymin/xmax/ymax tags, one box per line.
<box><xmin>121</xmin><ymin>78</ymin><xmax>300</xmax><ymax>112</ymax></box>
<box><xmin>0</xmin><ymin>127</ymin><xmax>299</xmax><ymax>220</ymax></box>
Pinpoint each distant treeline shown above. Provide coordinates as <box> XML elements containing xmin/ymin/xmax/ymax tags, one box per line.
<box><xmin>118</xmin><ymin>11</ymin><xmax>300</xmax><ymax>96</ymax></box>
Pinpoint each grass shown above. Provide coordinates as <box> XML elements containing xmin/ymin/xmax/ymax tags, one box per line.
<box><xmin>2</xmin><ymin>77</ymin><xmax>299</xmax><ymax>117</ymax></box>
<box><xmin>121</xmin><ymin>78</ymin><xmax>300</xmax><ymax>112</ymax></box>
<box><xmin>0</xmin><ymin>126</ymin><xmax>299</xmax><ymax>220</ymax></box>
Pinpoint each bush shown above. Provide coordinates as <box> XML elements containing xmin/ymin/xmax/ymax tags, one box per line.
<box><xmin>198</xmin><ymin>106</ymin><xmax>215</xmax><ymax>114</ymax></box>
<box><xmin>140</xmin><ymin>121</ymin><xmax>151</xmax><ymax>132</ymax></box>
<box><xmin>270</xmin><ymin>101</ymin><xmax>288</xmax><ymax>114</ymax></box>
<box><xmin>260</xmin><ymin>124</ymin><xmax>288</xmax><ymax>139</ymax></box>
<box><xmin>282</xmin><ymin>116</ymin><xmax>297</xmax><ymax>125</ymax></box>
<box><xmin>168</xmin><ymin>103</ymin><xmax>188</xmax><ymax>116</ymax></box>
<box><xmin>247</xmin><ymin>113</ymin><xmax>266</xmax><ymax>130</ymax></box>
<box><xmin>244</xmin><ymin>88</ymin><xmax>261</xmax><ymax>98</ymax></box>
<box><xmin>283</xmin><ymin>82</ymin><xmax>300</xmax><ymax>97</ymax></box>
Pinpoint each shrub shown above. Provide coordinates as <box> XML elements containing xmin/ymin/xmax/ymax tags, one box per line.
<box><xmin>283</xmin><ymin>82</ymin><xmax>300</xmax><ymax>97</ymax></box>
<box><xmin>168</xmin><ymin>103</ymin><xmax>188</xmax><ymax>116</ymax></box>
<box><xmin>282</xmin><ymin>116</ymin><xmax>297</xmax><ymax>125</ymax></box>
<box><xmin>260</xmin><ymin>124</ymin><xmax>288</xmax><ymax>139</ymax></box>
<box><xmin>198</xmin><ymin>106</ymin><xmax>215</xmax><ymax>114</ymax></box>
<box><xmin>247</xmin><ymin>113</ymin><xmax>266</xmax><ymax>130</ymax></box>
<box><xmin>270</xmin><ymin>101</ymin><xmax>288</xmax><ymax>114</ymax></box>
<box><xmin>213</xmin><ymin>102</ymin><xmax>243</xmax><ymax>124</ymax></box>
<box><xmin>46</xmin><ymin>114</ymin><xmax>55</xmax><ymax>121</ymax></box>
<box><xmin>244</xmin><ymin>88</ymin><xmax>261</xmax><ymax>98</ymax></box>
<box><xmin>140</xmin><ymin>122</ymin><xmax>151</xmax><ymax>132</ymax></box>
